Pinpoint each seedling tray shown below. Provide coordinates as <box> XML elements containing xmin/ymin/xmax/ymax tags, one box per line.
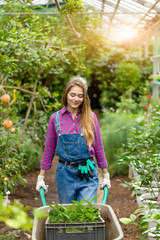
<box><xmin>45</xmin><ymin>215</ymin><xmax>105</xmax><ymax>240</ymax></box>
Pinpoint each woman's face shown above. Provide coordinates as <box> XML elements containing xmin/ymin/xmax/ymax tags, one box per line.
<box><xmin>67</xmin><ymin>85</ymin><xmax>84</xmax><ymax>112</ymax></box>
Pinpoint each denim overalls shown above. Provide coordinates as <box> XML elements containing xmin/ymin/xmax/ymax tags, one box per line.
<box><xmin>55</xmin><ymin>111</ymin><xmax>99</xmax><ymax>204</ymax></box>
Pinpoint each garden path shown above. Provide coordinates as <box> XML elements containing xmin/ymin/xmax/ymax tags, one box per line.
<box><xmin>1</xmin><ymin>157</ymin><xmax>144</xmax><ymax>239</ymax></box>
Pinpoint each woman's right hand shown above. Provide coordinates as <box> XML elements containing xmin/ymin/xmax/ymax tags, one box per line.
<box><xmin>36</xmin><ymin>175</ymin><xmax>48</xmax><ymax>192</ymax></box>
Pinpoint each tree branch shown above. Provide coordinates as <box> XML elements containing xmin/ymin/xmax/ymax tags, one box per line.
<box><xmin>0</xmin><ymin>85</ymin><xmax>38</xmax><ymax>95</ymax></box>
<box><xmin>39</xmin><ymin>97</ymin><xmax>49</xmax><ymax>112</ymax></box>
<box><xmin>54</xmin><ymin>0</ymin><xmax>81</xmax><ymax>39</ymax></box>
<box><xmin>1</xmin><ymin>74</ymin><xmax>7</xmax><ymax>86</ymax></box>
<box><xmin>23</xmin><ymin>82</ymin><xmax>38</xmax><ymax>133</ymax></box>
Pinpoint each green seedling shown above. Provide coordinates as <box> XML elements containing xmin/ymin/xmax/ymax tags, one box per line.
<box><xmin>48</xmin><ymin>197</ymin><xmax>100</xmax><ymax>224</ymax></box>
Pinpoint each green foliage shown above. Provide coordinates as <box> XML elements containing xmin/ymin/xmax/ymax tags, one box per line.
<box><xmin>61</xmin><ymin>0</ymin><xmax>84</xmax><ymax>16</ymax></box>
<box><xmin>119</xmin><ymin>104</ymin><xmax>160</xmax><ymax>193</ymax></box>
<box><xmin>0</xmin><ymin>0</ymin><xmax>152</xmax><ymax>113</ymax></box>
<box><xmin>120</xmin><ymin>206</ymin><xmax>160</xmax><ymax>240</ymax></box>
<box><xmin>116</xmin><ymin>96</ymin><xmax>139</xmax><ymax>114</ymax></box>
<box><xmin>0</xmin><ymin>0</ymin><xmax>154</xmax><ymax>182</ymax></box>
<box><xmin>115</xmin><ymin>61</ymin><xmax>141</xmax><ymax>97</ymax></box>
<box><xmin>48</xmin><ymin>197</ymin><xmax>100</xmax><ymax>224</ymax></box>
<box><xmin>33</xmin><ymin>207</ymin><xmax>48</xmax><ymax>220</ymax></box>
<box><xmin>98</xmin><ymin>54</ymin><xmax>152</xmax><ymax>109</ymax></box>
<box><xmin>0</xmin><ymin>196</ymin><xmax>33</xmax><ymax>231</ymax></box>
<box><xmin>100</xmin><ymin>111</ymin><xmax>141</xmax><ymax>177</ymax></box>
<box><xmin>19</xmin><ymin>138</ymin><xmax>43</xmax><ymax>172</ymax></box>
<box><xmin>118</xmin><ymin>104</ymin><xmax>160</xmax><ymax>239</ymax></box>
<box><xmin>0</xmin><ymin>100</ymin><xmax>26</xmax><ymax>196</ymax></box>
<box><xmin>0</xmin><ymin>0</ymin><xmax>86</xmax><ymax>90</ymax></box>
<box><xmin>0</xmin><ymin>230</ymin><xmax>21</xmax><ymax>240</ymax></box>
<box><xmin>0</xmin><ymin>195</ymin><xmax>47</xmax><ymax>236</ymax></box>
<box><xmin>0</xmin><ymin>53</ymin><xmax>17</xmax><ymax>77</ymax></box>
<box><xmin>0</xmin><ymin>0</ymin><xmax>81</xmax><ymax>132</ymax></box>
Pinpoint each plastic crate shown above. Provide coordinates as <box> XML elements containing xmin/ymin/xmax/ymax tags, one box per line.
<box><xmin>45</xmin><ymin>215</ymin><xmax>105</xmax><ymax>240</ymax></box>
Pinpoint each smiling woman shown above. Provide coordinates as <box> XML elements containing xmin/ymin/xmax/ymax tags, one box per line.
<box><xmin>36</xmin><ymin>76</ymin><xmax>111</xmax><ymax>204</ymax></box>
<box><xmin>62</xmin><ymin>77</ymin><xmax>95</xmax><ymax>146</ymax></box>
<box><xmin>66</xmin><ymin>86</ymin><xmax>84</xmax><ymax>117</ymax></box>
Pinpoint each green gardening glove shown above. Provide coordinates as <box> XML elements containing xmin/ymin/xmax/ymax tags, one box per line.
<box><xmin>78</xmin><ymin>159</ymin><xmax>95</xmax><ymax>181</ymax></box>
<box><xmin>86</xmin><ymin>159</ymin><xmax>95</xmax><ymax>170</ymax></box>
<box><xmin>86</xmin><ymin>159</ymin><xmax>95</xmax><ymax>179</ymax></box>
<box><xmin>78</xmin><ymin>161</ymin><xmax>88</xmax><ymax>181</ymax></box>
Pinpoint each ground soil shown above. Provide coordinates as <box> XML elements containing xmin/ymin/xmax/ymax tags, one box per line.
<box><xmin>0</xmin><ymin>157</ymin><xmax>143</xmax><ymax>240</ymax></box>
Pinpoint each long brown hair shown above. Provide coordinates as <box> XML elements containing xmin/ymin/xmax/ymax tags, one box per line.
<box><xmin>62</xmin><ymin>77</ymin><xmax>95</xmax><ymax>146</ymax></box>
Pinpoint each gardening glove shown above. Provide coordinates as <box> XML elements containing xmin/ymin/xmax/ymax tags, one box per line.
<box><xmin>78</xmin><ymin>159</ymin><xmax>95</xmax><ymax>181</ymax></box>
<box><xmin>100</xmin><ymin>173</ymin><xmax>111</xmax><ymax>190</ymax></box>
<box><xmin>78</xmin><ymin>161</ymin><xmax>88</xmax><ymax>181</ymax></box>
<box><xmin>86</xmin><ymin>159</ymin><xmax>95</xmax><ymax>178</ymax></box>
<box><xmin>36</xmin><ymin>175</ymin><xmax>48</xmax><ymax>193</ymax></box>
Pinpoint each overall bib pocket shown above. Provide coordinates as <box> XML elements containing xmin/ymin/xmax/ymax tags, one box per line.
<box><xmin>63</xmin><ymin>141</ymin><xmax>80</xmax><ymax>158</ymax></box>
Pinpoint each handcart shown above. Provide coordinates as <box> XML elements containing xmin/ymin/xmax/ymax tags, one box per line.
<box><xmin>32</xmin><ymin>187</ymin><xmax>124</xmax><ymax>240</ymax></box>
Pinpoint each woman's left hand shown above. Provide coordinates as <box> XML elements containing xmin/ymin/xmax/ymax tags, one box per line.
<box><xmin>100</xmin><ymin>173</ymin><xmax>111</xmax><ymax>190</ymax></box>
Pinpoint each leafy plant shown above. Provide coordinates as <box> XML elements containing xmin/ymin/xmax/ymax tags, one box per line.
<box><xmin>60</xmin><ymin>0</ymin><xmax>84</xmax><ymax>16</ymax></box>
<box><xmin>115</xmin><ymin>61</ymin><xmax>141</xmax><ymax>98</ymax></box>
<box><xmin>119</xmin><ymin>104</ymin><xmax>160</xmax><ymax>197</ymax></box>
<box><xmin>100</xmin><ymin>111</ymin><xmax>140</xmax><ymax>177</ymax></box>
<box><xmin>116</xmin><ymin>95</ymin><xmax>139</xmax><ymax>114</ymax></box>
<box><xmin>0</xmin><ymin>194</ymin><xmax>48</xmax><ymax>235</ymax></box>
<box><xmin>0</xmin><ymin>93</ymin><xmax>26</xmax><ymax>196</ymax></box>
<box><xmin>48</xmin><ymin>197</ymin><xmax>100</xmax><ymax>224</ymax></box>
<box><xmin>0</xmin><ymin>230</ymin><xmax>21</xmax><ymax>240</ymax></box>
<box><xmin>98</xmin><ymin>54</ymin><xmax>151</xmax><ymax>110</ymax></box>
<box><xmin>119</xmin><ymin>104</ymin><xmax>160</xmax><ymax>239</ymax></box>
<box><xmin>120</xmin><ymin>206</ymin><xmax>160</xmax><ymax>240</ymax></box>
<box><xmin>19</xmin><ymin>138</ymin><xmax>43</xmax><ymax>172</ymax></box>
<box><xmin>0</xmin><ymin>197</ymin><xmax>33</xmax><ymax>231</ymax></box>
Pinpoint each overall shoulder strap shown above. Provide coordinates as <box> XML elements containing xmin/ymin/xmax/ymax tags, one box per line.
<box><xmin>55</xmin><ymin>111</ymin><xmax>61</xmax><ymax>133</ymax></box>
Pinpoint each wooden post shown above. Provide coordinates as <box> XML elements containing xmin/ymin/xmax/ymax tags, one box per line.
<box><xmin>152</xmin><ymin>34</ymin><xmax>159</xmax><ymax>98</ymax></box>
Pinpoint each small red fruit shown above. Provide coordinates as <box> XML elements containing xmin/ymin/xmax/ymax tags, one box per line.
<box><xmin>1</xmin><ymin>94</ymin><xmax>11</xmax><ymax>104</ymax></box>
<box><xmin>3</xmin><ymin>120</ymin><xmax>13</xmax><ymax>129</ymax></box>
<box><xmin>11</xmin><ymin>127</ymin><xmax>16</xmax><ymax>133</ymax></box>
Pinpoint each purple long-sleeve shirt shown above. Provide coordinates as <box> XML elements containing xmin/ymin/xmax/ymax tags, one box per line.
<box><xmin>41</xmin><ymin>107</ymin><xmax>108</xmax><ymax>170</ymax></box>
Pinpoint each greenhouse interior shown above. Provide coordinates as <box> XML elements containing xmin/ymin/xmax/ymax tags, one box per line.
<box><xmin>0</xmin><ymin>1</ymin><xmax>160</xmax><ymax>240</ymax></box>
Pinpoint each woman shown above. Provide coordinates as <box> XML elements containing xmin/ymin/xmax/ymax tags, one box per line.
<box><xmin>36</xmin><ymin>77</ymin><xmax>111</xmax><ymax>203</ymax></box>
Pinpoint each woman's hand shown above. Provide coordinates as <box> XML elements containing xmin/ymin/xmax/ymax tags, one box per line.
<box><xmin>36</xmin><ymin>175</ymin><xmax>48</xmax><ymax>192</ymax></box>
<box><xmin>100</xmin><ymin>173</ymin><xmax>111</xmax><ymax>190</ymax></box>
